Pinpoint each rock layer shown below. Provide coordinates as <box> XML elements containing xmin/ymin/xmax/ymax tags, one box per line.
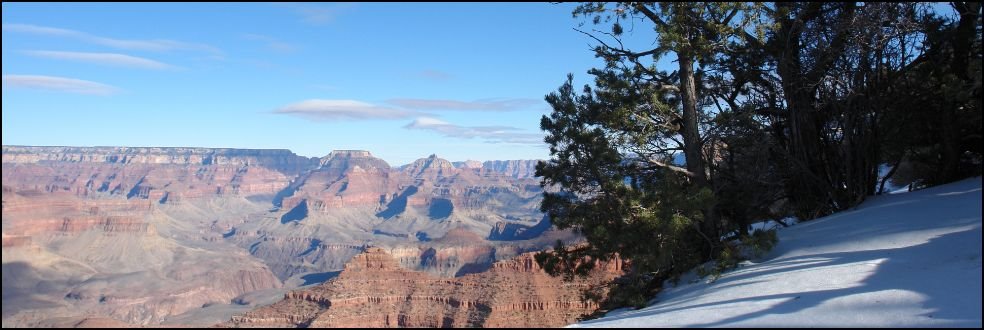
<box><xmin>2</xmin><ymin>146</ymin><xmax>299</xmax><ymax>326</ymax></box>
<box><xmin>1</xmin><ymin>146</ymin><xmax>318</xmax><ymax>176</ymax></box>
<box><xmin>3</xmin><ymin>145</ymin><xmax>568</xmax><ymax>327</ymax></box>
<box><xmin>480</xmin><ymin>160</ymin><xmax>541</xmax><ymax>179</ymax></box>
<box><xmin>228</xmin><ymin>247</ymin><xmax>622</xmax><ymax>328</ymax></box>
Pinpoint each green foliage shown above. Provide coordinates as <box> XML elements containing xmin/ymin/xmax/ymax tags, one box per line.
<box><xmin>696</xmin><ymin>229</ymin><xmax>777</xmax><ymax>282</ymax></box>
<box><xmin>537</xmin><ymin>1</ymin><xmax>774</xmax><ymax>311</ymax></box>
<box><xmin>605</xmin><ymin>273</ymin><xmax>659</xmax><ymax>309</ymax></box>
<box><xmin>878</xmin><ymin>3</ymin><xmax>983</xmax><ymax>188</ymax></box>
<box><xmin>742</xmin><ymin>229</ymin><xmax>778</xmax><ymax>259</ymax></box>
<box><xmin>538</xmin><ymin>0</ymin><xmax>981</xmax><ymax>315</ymax></box>
<box><xmin>535</xmin><ymin>72</ymin><xmax>714</xmax><ymax>305</ymax></box>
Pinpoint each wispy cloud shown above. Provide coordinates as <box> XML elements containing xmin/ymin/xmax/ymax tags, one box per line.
<box><xmin>403</xmin><ymin>117</ymin><xmax>544</xmax><ymax>145</ymax></box>
<box><xmin>2</xmin><ymin>23</ymin><xmax>221</xmax><ymax>55</ymax></box>
<box><xmin>243</xmin><ymin>34</ymin><xmax>298</xmax><ymax>53</ymax></box>
<box><xmin>274</xmin><ymin>99</ymin><xmax>417</xmax><ymax>121</ymax></box>
<box><xmin>23</xmin><ymin>50</ymin><xmax>176</xmax><ymax>70</ymax></box>
<box><xmin>2</xmin><ymin>74</ymin><xmax>119</xmax><ymax>95</ymax></box>
<box><xmin>387</xmin><ymin>98</ymin><xmax>540</xmax><ymax>111</ymax></box>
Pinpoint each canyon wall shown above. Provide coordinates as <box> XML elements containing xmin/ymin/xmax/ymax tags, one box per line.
<box><xmin>2</xmin><ymin>145</ymin><xmax>572</xmax><ymax>327</ymax></box>
<box><xmin>228</xmin><ymin>247</ymin><xmax>622</xmax><ymax>328</ymax></box>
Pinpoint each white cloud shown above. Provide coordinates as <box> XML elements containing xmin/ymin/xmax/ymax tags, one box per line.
<box><xmin>1</xmin><ymin>23</ymin><xmax>79</xmax><ymax>37</ymax></box>
<box><xmin>3</xmin><ymin>23</ymin><xmax>221</xmax><ymax>54</ymax></box>
<box><xmin>403</xmin><ymin>117</ymin><xmax>544</xmax><ymax>145</ymax></box>
<box><xmin>2</xmin><ymin>74</ymin><xmax>119</xmax><ymax>95</ymax></box>
<box><xmin>387</xmin><ymin>98</ymin><xmax>540</xmax><ymax>111</ymax></box>
<box><xmin>23</xmin><ymin>50</ymin><xmax>176</xmax><ymax>70</ymax></box>
<box><xmin>274</xmin><ymin>99</ymin><xmax>417</xmax><ymax>120</ymax></box>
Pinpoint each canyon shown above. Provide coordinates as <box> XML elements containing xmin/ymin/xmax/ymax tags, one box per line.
<box><xmin>1</xmin><ymin>146</ymin><xmax>601</xmax><ymax>327</ymax></box>
<box><xmin>226</xmin><ymin>247</ymin><xmax>623</xmax><ymax>328</ymax></box>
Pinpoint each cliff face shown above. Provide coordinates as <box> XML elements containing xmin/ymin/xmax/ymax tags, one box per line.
<box><xmin>2</xmin><ymin>146</ymin><xmax>294</xmax><ymax>327</ymax></box>
<box><xmin>2</xmin><ymin>146</ymin><xmax>319</xmax><ymax>176</ymax></box>
<box><xmin>480</xmin><ymin>160</ymin><xmax>541</xmax><ymax>179</ymax></box>
<box><xmin>452</xmin><ymin>160</ymin><xmax>483</xmax><ymax>169</ymax></box>
<box><xmin>275</xmin><ymin>152</ymin><xmax>544</xmax><ymax>225</ymax></box>
<box><xmin>2</xmin><ymin>145</ymin><xmax>571</xmax><ymax>327</ymax></box>
<box><xmin>242</xmin><ymin>153</ymin><xmax>553</xmax><ymax>282</ymax></box>
<box><xmin>2</xmin><ymin>146</ymin><xmax>320</xmax><ymax>206</ymax></box>
<box><xmin>228</xmin><ymin>247</ymin><xmax>623</xmax><ymax>328</ymax></box>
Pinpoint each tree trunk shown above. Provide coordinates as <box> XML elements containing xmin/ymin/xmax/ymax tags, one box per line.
<box><xmin>774</xmin><ymin>5</ymin><xmax>826</xmax><ymax>217</ymax></box>
<box><xmin>678</xmin><ymin>51</ymin><xmax>717</xmax><ymax>240</ymax></box>
<box><xmin>679</xmin><ymin>53</ymin><xmax>705</xmax><ymax>186</ymax></box>
<box><xmin>940</xmin><ymin>2</ymin><xmax>980</xmax><ymax>183</ymax></box>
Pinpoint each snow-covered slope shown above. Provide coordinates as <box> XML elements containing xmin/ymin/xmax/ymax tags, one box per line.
<box><xmin>572</xmin><ymin>177</ymin><xmax>982</xmax><ymax>328</ymax></box>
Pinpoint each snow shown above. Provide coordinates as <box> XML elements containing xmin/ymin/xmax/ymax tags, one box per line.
<box><xmin>570</xmin><ymin>177</ymin><xmax>982</xmax><ymax>328</ymax></box>
<box><xmin>747</xmin><ymin>216</ymin><xmax>799</xmax><ymax>234</ymax></box>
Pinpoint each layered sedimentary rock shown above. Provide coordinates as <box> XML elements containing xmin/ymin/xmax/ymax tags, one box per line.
<box><xmin>2</xmin><ymin>187</ymin><xmax>284</xmax><ymax>326</ymax></box>
<box><xmin>487</xmin><ymin>217</ymin><xmax>553</xmax><ymax>241</ymax></box>
<box><xmin>452</xmin><ymin>160</ymin><xmax>483</xmax><ymax>169</ymax></box>
<box><xmin>2</xmin><ymin>146</ymin><xmax>299</xmax><ymax>326</ymax></box>
<box><xmin>278</xmin><ymin>152</ymin><xmax>542</xmax><ymax>218</ymax></box>
<box><xmin>1</xmin><ymin>146</ymin><xmax>318</xmax><ymax>176</ymax></box>
<box><xmin>480</xmin><ymin>160</ymin><xmax>541</xmax><ymax>179</ymax></box>
<box><xmin>236</xmin><ymin>152</ymin><xmax>556</xmax><ymax>282</ymax></box>
<box><xmin>281</xmin><ymin>150</ymin><xmax>391</xmax><ymax>212</ymax></box>
<box><xmin>2</xmin><ymin>147</ymin><xmax>317</xmax><ymax>205</ymax></box>
<box><xmin>228</xmin><ymin>247</ymin><xmax>622</xmax><ymax>328</ymax></box>
<box><xmin>3</xmin><ymin>145</ymin><xmax>571</xmax><ymax>327</ymax></box>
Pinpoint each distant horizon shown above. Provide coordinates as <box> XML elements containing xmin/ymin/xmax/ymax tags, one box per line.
<box><xmin>1</xmin><ymin>144</ymin><xmax>546</xmax><ymax>166</ymax></box>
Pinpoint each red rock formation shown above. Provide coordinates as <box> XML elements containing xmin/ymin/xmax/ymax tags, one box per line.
<box><xmin>277</xmin><ymin>152</ymin><xmax>544</xmax><ymax>219</ymax></box>
<box><xmin>1</xmin><ymin>234</ymin><xmax>32</xmax><ymax>248</ymax></box>
<box><xmin>283</xmin><ymin>150</ymin><xmax>392</xmax><ymax>211</ymax></box>
<box><xmin>1</xmin><ymin>146</ymin><xmax>317</xmax><ymax>176</ymax></box>
<box><xmin>2</xmin><ymin>146</ymin><xmax>290</xmax><ymax>326</ymax></box>
<box><xmin>1</xmin><ymin>146</ymin><xmax>319</xmax><ymax>206</ymax></box>
<box><xmin>2</xmin><ymin>145</ymin><xmax>565</xmax><ymax>327</ymax></box>
<box><xmin>227</xmin><ymin>247</ymin><xmax>622</xmax><ymax>328</ymax></box>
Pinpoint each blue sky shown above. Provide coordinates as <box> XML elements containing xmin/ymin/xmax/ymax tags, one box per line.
<box><xmin>1</xmin><ymin>2</ymin><xmax>612</xmax><ymax>165</ymax></box>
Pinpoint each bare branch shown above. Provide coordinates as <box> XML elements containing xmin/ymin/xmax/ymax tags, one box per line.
<box><xmin>641</xmin><ymin>159</ymin><xmax>696</xmax><ymax>177</ymax></box>
<box><xmin>721</xmin><ymin>7</ymin><xmax>740</xmax><ymax>26</ymax></box>
<box><xmin>574</xmin><ymin>28</ymin><xmax>661</xmax><ymax>60</ymax></box>
<box><xmin>633</xmin><ymin>3</ymin><xmax>668</xmax><ymax>30</ymax></box>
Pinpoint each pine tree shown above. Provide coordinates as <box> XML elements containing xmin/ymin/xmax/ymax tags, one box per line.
<box><xmin>535</xmin><ymin>2</ymin><xmax>765</xmax><ymax>307</ymax></box>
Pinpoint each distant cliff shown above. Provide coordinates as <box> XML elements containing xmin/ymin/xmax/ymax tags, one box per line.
<box><xmin>1</xmin><ymin>145</ymin><xmax>319</xmax><ymax>176</ymax></box>
<box><xmin>481</xmin><ymin>160</ymin><xmax>542</xmax><ymax>179</ymax></box>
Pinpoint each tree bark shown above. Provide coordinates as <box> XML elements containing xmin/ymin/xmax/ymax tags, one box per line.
<box><xmin>679</xmin><ymin>49</ymin><xmax>718</xmax><ymax>240</ymax></box>
<box><xmin>940</xmin><ymin>2</ymin><xmax>980</xmax><ymax>183</ymax></box>
<box><xmin>679</xmin><ymin>53</ymin><xmax>705</xmax><ymax>187</ymax></box>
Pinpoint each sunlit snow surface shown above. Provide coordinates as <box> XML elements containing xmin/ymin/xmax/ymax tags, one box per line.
<box><xmin>572</xmin><ymin>177</ymin><xmax>982</xmax><ymax>328</ymax></box>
